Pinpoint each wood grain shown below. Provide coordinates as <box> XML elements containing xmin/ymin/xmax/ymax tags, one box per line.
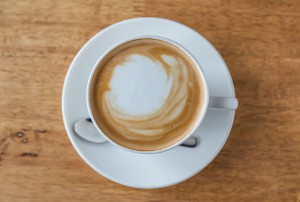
<box><xmin>0</xmin><ymin>0</ymin><xmax>299</xmax><ymax>201</ymax></box>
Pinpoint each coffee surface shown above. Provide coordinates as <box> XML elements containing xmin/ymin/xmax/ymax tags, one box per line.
<box><xmin>90</xmin><ymin>39</ymin><xmax>206</xmax><ymax>151</ymax></box>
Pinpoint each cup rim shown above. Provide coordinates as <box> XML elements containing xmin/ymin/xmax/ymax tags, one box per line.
<box><xmin>86</xmin><ymin>35</ymin><xmax>209</xmax><ymax>154</ymax></box>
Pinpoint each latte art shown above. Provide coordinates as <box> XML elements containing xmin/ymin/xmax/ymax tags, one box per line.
<box><xmin>104</xmin><ymin>53</ymin><xmax>189</xmax><ymax>137</ymax></box>
<box><xmin>90</xmin><ymin>39</ymin><xmax>205</xmax><ymax>151</ymax></box>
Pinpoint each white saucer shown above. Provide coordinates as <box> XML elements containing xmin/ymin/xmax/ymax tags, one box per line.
<box><xmin>62</xmin><ymin>17</ymin><xmax>236</xmax><ymax>189</ymax></box>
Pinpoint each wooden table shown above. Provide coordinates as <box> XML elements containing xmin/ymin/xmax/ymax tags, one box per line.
<box><xmin>1</xmin><ymin>0</ymin><xmax>299</xmax><ymax>201</ymax></box>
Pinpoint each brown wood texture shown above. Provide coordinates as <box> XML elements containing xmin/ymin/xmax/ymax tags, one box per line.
<box><xmin>1</xmin><ymin>0</ymin><xmax>299</xmax><ymax>201</ymax></box>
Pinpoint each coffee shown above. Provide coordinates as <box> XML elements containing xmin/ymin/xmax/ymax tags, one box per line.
<box><xmin>90</xmin><ymin>38</ymin><xmax>206</xmax><ymax>151</ymax></box>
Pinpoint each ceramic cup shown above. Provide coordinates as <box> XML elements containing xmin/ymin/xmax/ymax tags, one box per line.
<box><xmin>80</xmin><ymin>35</ymin><xmax>238</xmax><ymax>154</ymax></box>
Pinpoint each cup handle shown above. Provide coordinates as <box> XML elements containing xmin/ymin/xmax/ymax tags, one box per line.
<box><xmin>208</xmin><ymin>96</ymin><xmax>238</xmax><ymax>110</ymax></box>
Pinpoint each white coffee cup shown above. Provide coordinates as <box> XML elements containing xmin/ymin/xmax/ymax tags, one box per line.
<box><xmin>75</xmin><ymin>35</ymin><xmax>238</xmax><ymax>154</ymax></box>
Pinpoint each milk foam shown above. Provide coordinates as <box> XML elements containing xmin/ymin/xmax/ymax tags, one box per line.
<box><xmin>93</xmin><ymin>39</ymin><xmax>203</xmax><ymax>151</ymax></box>
<box><xmin>102</xmin><ymin>52</ymin><xmax>189</xmax><ymax>136</ymax></box>
<box><xmin>107</xmin><ymin>54</ymin><xmax>173</xmax><ymax>116</ymax></box>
